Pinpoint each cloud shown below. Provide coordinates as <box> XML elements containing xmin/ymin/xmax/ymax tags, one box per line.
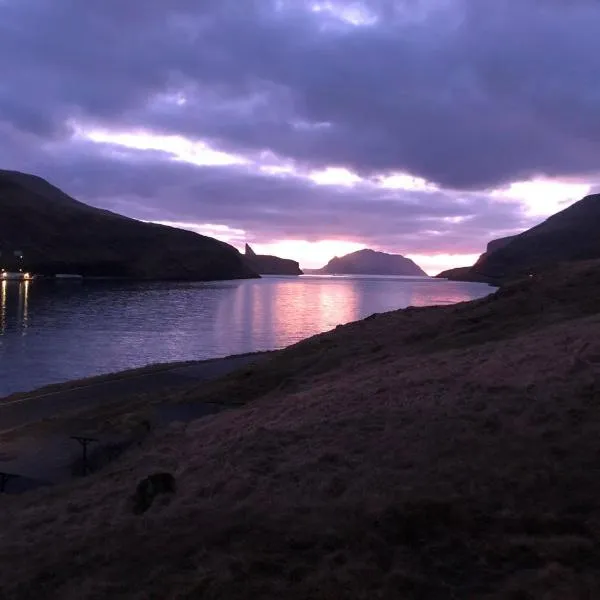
<box><xmin>15</xmin><ymin>137</ymin><xmax>532</xmax><ymax>255</ymax></box>
<box><xmin>0</xmin><ymin>0</ymin><xmax>598</xmax><ymax>262</ymax></box>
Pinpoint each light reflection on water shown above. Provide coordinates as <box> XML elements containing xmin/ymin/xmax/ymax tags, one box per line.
<box><xmin>0</xmin><ymin>275</ymin><xmax>493</xmax><ymax>396</ymax></box>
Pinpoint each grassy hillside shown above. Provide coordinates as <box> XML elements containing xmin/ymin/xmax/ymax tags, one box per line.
<box><xmin>1</xmin><ymin>262</ymin><xmax>600</xmax><ymax>598</ymax></box>
<box><xmin>0</xmin><ymin>170</ymin><xmax>257</xmax><ymax>280</ymax></box>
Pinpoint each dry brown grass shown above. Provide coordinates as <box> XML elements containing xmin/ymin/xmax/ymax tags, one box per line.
<box><xmin>1</xmin><ymin>261</ymin><xmax>600</xmax><ymax>598</ymax></box>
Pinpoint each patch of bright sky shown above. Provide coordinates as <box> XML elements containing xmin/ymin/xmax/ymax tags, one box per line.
<box><xmin>492</xmin><ymin>179</ymin><xmax>591</xmax><ymax>217</ymax></box>
<box><xmin>377</xmin><ymin>173</ymin><xmax>438</xmax><ymax>191</ymax></box>
<box><xmin>309</xmin><ymin>1</ymin><xmax>378</xmax><ymax>26</ymax></box>
<box><xmin>407</xmin><ymin>253</ymin><xmax>480</xmax><ymax>276</ymax></box>
<box><xmin>308</xmin><ymin>166</ymin><xmax>362</xmax><ymax>186</ymax></box>
<box><xmin>259</xmin><ymin>163</ymin><xmax>297</xmax><ymax>176</ymax></box>
<box><xmin>252</xmin><ymin>239</ymin><xmax>366</xmax><ymax>268</ymax></box>
<box><xmin>85</xmin><ymin>128</ymin><xmax>249</xmax><ymax>167</ymax></box>
<box><xmin>442</xmin><ymin>216</ymin><xmax>467</xmax><ymax>224</ymax></box>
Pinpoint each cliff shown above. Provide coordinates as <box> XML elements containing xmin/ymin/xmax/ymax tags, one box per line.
<box><xmin>0</xmin><ymin>169</ymin><xmax>257</xmax><ymax>280</ymax></box>
<box><xmin>243</xmin><ymin>243</ymin><xmax>302</xmax><ymax>275</ymax></box>
<box><xmin>437</xmin><ymin>237</ymin><xmax>516</xmax><ymax>281</ymax></box>
<box><xmin>484</xmin><ymin>235</ymin><xmax>516</xmax><ymax>255</ymax></box>
<box><xmin>316</xmin><ymin>248</ymin><xmax>426</xmax><ymax>276</ymax></box>
<box><xmin>438</xmin><ymin>193</ymin><xmax>600</xmax><ymax>284</ymax></box>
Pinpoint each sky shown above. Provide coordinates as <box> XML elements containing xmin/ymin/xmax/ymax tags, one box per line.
<box><xmin>1</xmin><ymin>1</ymin><xmax>599</xmax><ymax>274</ymax></box>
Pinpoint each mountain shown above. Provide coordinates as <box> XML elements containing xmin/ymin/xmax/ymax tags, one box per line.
<box><xmin>437</xmin><ymin>193</ymin><xmax>600</xmax><ymax>284</ymax></box>
<box><xmin>437</xmin><ymin>236</ymin><xmax>517</xmax><ymax>282</ymax></box>
<box><xmin>243</xmin><ymin>244</ymin><xmax>302</xmax><ymax>275</ymax></box>
<box><xmin>0</xmin><ymin>170</ymin><xmax>257</xmax><ymax>280</ymax></box>
<box><xmin>314</xmin><ymin>249</ymin><xmax>426</xmax><ymax>276</ymax></box>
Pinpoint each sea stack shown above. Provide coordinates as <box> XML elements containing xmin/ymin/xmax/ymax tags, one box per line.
<box><xmin>243</xmin><ymin>243</ymin><xmax>303</xmax><ymax>275</ymax></box>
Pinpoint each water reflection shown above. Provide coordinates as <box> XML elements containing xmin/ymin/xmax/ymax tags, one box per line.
<box><xmin>216</xmin><ymin>275</ymin><xmax>488</xmax><ymax>355</ymax></box>
<box><xmin>0</xmin><ymin>280</ymin><xmax>6</xmax><ymax>334</ymax></box>
<box><xmin>0</xmin><ymin>280</ymin><xmax>30</xmax><ymax>335</ymax></box>
<box><xmin>0</xmin><ymin>276</ymin><xmax>493</xmax><ymax>396</ymax></box>
<box><xmin>18</xmin><ymin>280</ymin><xmax>29</xmax><ymax>330</ymax></box>
<box><xmin>220</xmin><ymin>277</ymin><xmax>363</xmax><ymax>351</ymax></box>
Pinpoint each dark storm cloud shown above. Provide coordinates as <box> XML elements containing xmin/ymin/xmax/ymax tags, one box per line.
<box><xmin>0</xmin><ymin>0</ymin><xmax>595</xmax><ymax>257</ymax></box>
<box><xmin>2</xmin><ymin>0</ymin><xmax>600</xmax><ymax>188</ymax></box>
<box><xmin>14</xmin><ymin>138</ymin><xmax>533</xmax><ymax>255</ymax></box>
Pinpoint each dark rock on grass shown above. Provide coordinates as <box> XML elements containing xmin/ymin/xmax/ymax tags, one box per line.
<box><xmin>132</xmin><ymin>472</ymin><xmax>177</xmax><ymax>515</ymax></box>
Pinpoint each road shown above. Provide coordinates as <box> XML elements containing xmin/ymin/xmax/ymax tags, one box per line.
<box><xmin>0</xmin><ymin>354</ymin><xmax>262</xmax><ymax>433</ymax></box>
<box><xmin>0</xmin><ymin>354</ymin><xmax>265</xmax><ymax>492</ymax></box>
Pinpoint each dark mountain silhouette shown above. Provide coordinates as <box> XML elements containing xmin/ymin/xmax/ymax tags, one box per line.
<box><xmin>243</xmin><ymin>244</ymin><xmax>302</xmax><ymax>275</ymax></box>
<box><xmin>437</xmin><ymin>193</ymin><xmax>600</xmax><ymax>284</ymax></box>
<box><xmin>437</xmin><ymin>236</ymin><xmax>517</xmax><ymax>282</ymax></box>
<box><xmin>314</xmin><ymin>249</ymin><xmax>426</xmax><ymax>276</ymax></box>
<box><xmin>0</xmin><ymin>169</ymin><xmax>257</xmax><ymax>280</ymax></box>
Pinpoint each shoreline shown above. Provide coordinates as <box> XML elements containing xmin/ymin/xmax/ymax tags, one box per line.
<box><xmin>0</xmin><ymin>349</ymin><xmax>276</xmax><ymax>405</ymax></box>
<box><xmin>0</xmin><ymin>350</ymin><xmax>275</xmax><ymax>449</ymax></box>
<box><xmin>0</xmin><ymin>350</ymin><xmax>275</xmax><ymax>491</ymax></box>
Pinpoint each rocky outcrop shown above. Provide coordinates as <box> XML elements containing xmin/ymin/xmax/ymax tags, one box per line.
<box><xmin>437</xmin><ymin>236</ymin><xmax>517</xmax><ymax>281</ymax></box>
<box><xmin>437</xmin><ymin>193</ymin><xmax>600</xmax><ymax>284</ymax></box>
<box><xmin>315</xmin><ymin>249</ymin><xmax>426</xmax><ymax>276</ymax></box>
<box><xmin>244</xmin><ymin>244</ymin><xmax>303</xmax><ymax>275</ymax></box>
<box><xmin>485</xmin><ymin>236</ymin><xmax>516</xmax><ymax>255</ymax></box>
<box><xmin>436</xmin><ymin>266</ymin><xmax>476</xmax><ymax>281</ymax></box>
<box><xmin>0</xmin><ymin>169</ymin><xmax>258</xmax><ymax>280</ymax></box>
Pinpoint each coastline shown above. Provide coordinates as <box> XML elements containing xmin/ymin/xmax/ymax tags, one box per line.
<box><xmin>0</xmin><ymin>349</ymin><xmax>275</xmax><ymax>405</ymax></box>
<box><xmin>0</xmin><ymin>351</ymin><xmax>276</xmax><ymax>439</ymax></box>
<box><xmin>0</xmin><ymin>350</ymin><xmax>276</xmax><ymax>493</ymax></box>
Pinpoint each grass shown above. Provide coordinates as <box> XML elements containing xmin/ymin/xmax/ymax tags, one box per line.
<box><xmin>1</xmin><ymin>261</ymin><xmax>600</xmax><ymax>598</ymax></box>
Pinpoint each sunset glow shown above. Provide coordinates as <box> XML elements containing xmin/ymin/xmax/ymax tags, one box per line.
<box><xmin>251</xmin><ymin>239</ymin><xmax>367</xmax><ymax>269</ymax></box>
<box><xmin>76</xmin><ymin>124</ymin><xmax>596</xmax><ymax>276</ymax></box>
<box><xmin>493</xmin><ymin>179</ymin><xmax>591</xmax><ymax>217</ymax></box>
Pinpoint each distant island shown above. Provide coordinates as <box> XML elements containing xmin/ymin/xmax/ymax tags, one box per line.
<box><xmin>308</xmin><ymin>249</ymin><xmax>427</xmax><ymax>276</ymax></box>
<box><xmin>0</xmin><ymin>169</ymin><xmax>257</xmax><ymax>281</ymax></box>
<box><xmin>243</xmin><ymin>244</ymin><xmax>303</xmax><ymax>275</ymax></box>
<box><xmin>437</xmin><ymin>193</ymin><xmax>600</xmax><ymax>284</ymax></box>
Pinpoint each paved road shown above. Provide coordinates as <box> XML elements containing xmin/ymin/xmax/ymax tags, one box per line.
<box><xmin>0</xmin><ymin>354</ymin><xmax>265</xmax><ymax>493</ymax></box>
<box><xmin>0</xmin><ymin>354</ymin><xmax>262</xmax><ymax>433</ymax></box>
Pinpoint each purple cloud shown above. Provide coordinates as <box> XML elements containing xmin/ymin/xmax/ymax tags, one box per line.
<box><xmin>0</xmin><ymin>0</ymin><xmax>598</xmax><ymax>258</ymax></box>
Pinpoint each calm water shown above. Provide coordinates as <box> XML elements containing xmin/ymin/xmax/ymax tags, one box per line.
<box><xmin>0</xmin><ymin>275</ymin><xmax>493</xmax><ymax>396</ymax></box>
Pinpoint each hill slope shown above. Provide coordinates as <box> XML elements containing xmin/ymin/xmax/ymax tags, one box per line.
<box><xmin>2</xmin><ymin>261</ymin><xmax>600</xmax><ymax>597</ymax></box>
<box><xmin>244</xmin><ymin>244</ymin><xmax>302</xmax><ymax>275</ymax></box>
<box><xmin>315</xmin><ymin>248</ymin><xmax>426</xmax><ymax>275</ymax></box>
<box><xmin>439</xmin><ymin>194</ymin><xmax>600</xmax><ymax>283</ymax></box>
<box><xmin>0</xmin><ymin>170</ymin><xmax>257</xmax><ymax>280</ymax></box>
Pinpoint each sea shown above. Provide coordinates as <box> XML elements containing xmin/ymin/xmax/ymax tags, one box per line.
<box><xmin>0</xmin><ymin>275</ymin><xmax>494</xmax><ymax>397</ymax></box>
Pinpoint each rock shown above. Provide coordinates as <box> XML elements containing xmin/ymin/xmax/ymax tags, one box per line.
<box><xmin>131</xmin><ymin>472</ymin><xmax>176</xmax><ymax>515</ymax></box>
<box><xmin>244</xmin><ymin>244</ymin><xmax>302</xmax><ymax>275</ymax></box>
